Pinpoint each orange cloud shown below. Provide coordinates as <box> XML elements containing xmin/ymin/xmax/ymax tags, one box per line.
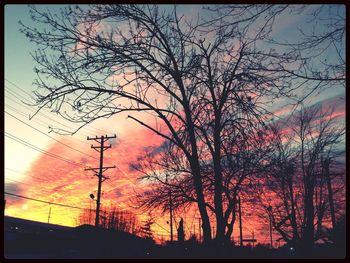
<box><xmin>5</xmin><ymin>92</ymin><xmax>345</xmax><ymax>244</ymax></box>
<box><xmin>4</xmin><ymin>119</ymin><xmax>169</xmax><ymax>237</ymax></box>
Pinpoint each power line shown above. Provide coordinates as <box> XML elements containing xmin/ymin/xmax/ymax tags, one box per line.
<box><xmin>5</xmin><ymin>178</ymin><xmax>51</xmax><ymax>190</ymax></box>
<box><xmin>5</xmin><ymin>167</ymin><xmax>55</xmax><ymax>183</ymax></box>
<box><xmin>5</xmin><ymin>192</ymin><xmax>90</xmax><ymax>210</ymax></box>
<box><xmin>104</xmin><ymin>180</ymin><xmax>119</xmax><ymax>191</ymax></box>
<box><xmin>5</xmin><ymin>79</ymin><xmax>114</xmax><ymax>135</ymax></box>
<box><xmin>5</xmin><ymin>103</ymin><xmax>93</xmax><ymax>147</ymax></box>
<box><xmin>114</xmin><ymin>164</ymin><xmax>143</xmax><ymax>190</ymax></box>
<box><xmin>5</xmin><ymin>110</ymin><xmax>98</xmax><ymax>160</ymax></box>
<box><xmin>4</xmin><ymin>178</ymin><xmax>94</xmax><ymax>210</ymax></box>
<box><xmin>5</xmin><ymin>85</ymin><xmax>139</xmax><ymax>191</ymax></box>
<box><xmin>5</xmin><ymin>171</ymin><xmax>130</xmax><ymax>214</ymax></box>
<box><xmin>5</xmin><ymin>89</ymin><xmax>112</xmax><ymax>138</ymax></box>
<box><xmin>5</xmin><ymin>131</ymin><xmax>83</xmax><ymax>167</ymax></box>
<box><xmin>4</xmin><ymin>169</ymin><xmax>102</xmax><ymax>210</ymax></box>
<box><xmin>5</xmin><ymin>94</ymin><xmax>91</xmax><ymax>136</ymax></box>
<box><xmin>6</xmin><ymin>103</ymin><xmax>51</xmax><ymax>128</ymax></box>
<box><xmin>5</xmin><ymin>132</ymin><xmax>86</xmax><ymax>167</ymax></box>
<box><xmin>4</xmin><ymin>174</ymin><xmax>79</xmax><ymax>194</ymax></box>
<box><xmin>5</xmin><ymin>78</ymin><xmax>36</xmax><ymax>97</ymax></box>
<box><xmin>153</xmin><ymin>221</ymin><xmax>170</xmax><ymax>233</ymax></box>
<box><xmin>5</xmin><ymin>86</ymin><xmax>36</xmax><ymax>104</ymax></box>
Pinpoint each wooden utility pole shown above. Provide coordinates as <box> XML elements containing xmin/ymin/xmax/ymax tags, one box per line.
<box><xmin>166</xmin><ymin>175</ymin><xmax>174</xmax><ymax>242</ymax></box>
<box><xmin>238</xmin><ymin>197</ymin><xmax>257</xmax><ymax>247</ymax></box>
<box><xmin>270</xmin><ymin>216</ymin><xmax>273</xmax><ymax>249</ymax></box>
<box><xmin>169</xmin><ymin>190</ymin><xmax>173</xmax><ymax>241</ymax></box>
<box><xmin>252</xmin><ymin>231</ymin><xmax>255</xmax><ymax>248</ymax></box>
<box><xmin>86</xmin><ymin>134</ymin><xmax>116</xmax><ymax>227</ymax></box>
<box><xmin>269</xmin><ymin>205</ymin><xmax>273</xmax><ymax>249</ymax></box>
<box><xmin>48</xmin><ymin>207</ymin><xmax>51</xmax><ymax>224</ymax></box>
<box><xmin>198</xmin><ymin>218</ymin><xmax>201</xmax><ymax>243</ymax></box>
<box><xmin>239</xmin><ymin>196</ymin><xmax>243</xmax><ymax>246</ymax></box>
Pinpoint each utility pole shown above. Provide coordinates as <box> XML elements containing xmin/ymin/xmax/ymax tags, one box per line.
<box><xmin>252</xmin><ymin>231</ymin><xmax>255</xmax><ymax>248</ymax></box>
<box><xmin>86</xmin><ymin>134</ymin><xmax>116</xmax><ymax>227</ymax></box>
<box><xmin>267</xmin><ymin>205</ymin><xmax>273</xmax><ymax>249</ymax></box>
<box><xmin>239</xmin><ymin>197</ymin><xmax>257</xmax><ymax>247</ymax></box>
<box><xmin>324</xmin><ymin>158</ymin><xmax>336</xmax><ymax>232</ymax></box>
<box><xmin>166</xmin><ymin>174</ymin><xmax>174</xmax><ymax>242</ymax></box>
<box><xmin>48</xmin><ymin>207</ymin><xmax>51</xmax><ymax>224</ymax></box>
<box><xmin>169</xmin><ymin>190</ymin><xmax>173</xmax><ymax>241</ymax></box>
<box><xmin>269</xmin><ymin>213</ymin><xmax>273</xmax><ymax>249</ymax></box>
<box><xmin>193</xmin><ymin>224</ymin><xmax>196</xmax><ymax>239</ymax></box>
<box><xmin>239</xmin><ymin>196</ymin><xmax>243</xmax><ymax>246</ymax></box>
<box><xmin>198</xmin><ymin>217</ymin><xmax>201</xmax><ymax>243</ymax></box>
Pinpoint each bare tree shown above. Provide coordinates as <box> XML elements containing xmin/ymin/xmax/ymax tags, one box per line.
<box><xmin>254</xmin><ymin>105</ymin><xmax>345</xmax><ymax>250</ymax></box>
<box><xmin>139</xmin><ymin>212</ymin><xmax>155</xmax><ymax>240</ymax></box>
<box><xmin>19</xmin><ymin>4</ymin><xmax>343</xmax><ymax>244</ymax></box>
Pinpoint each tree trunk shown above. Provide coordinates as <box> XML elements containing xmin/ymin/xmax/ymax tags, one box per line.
<box><xmin>191</xmin><ymin>159</ymin><xmax>212</xmax><ymax>243</ymax></box>
<box><xmin>224</xmin><ymin>203</ymin><xmax>237</xmax><ymax>244</ymax></box>
<box><xmin>184</xmin><ymin>102</ymin><xmax>212</xmax><ymax>243</ymax></box>
<box><xmin>287</xmin><ymin>170</ymin><xmax>299</xmax><ymax>243</ymax></box>
<box><xmin>213</xmin><ymin>118</ymin><xmax>225</xmax><ymax>243</ymax></box>
<box><xmin>324</xmin><ymin>158</ymin><xmax>336</xmax><ymax>232</ymax></box>
<box><xmin>303</xmin><ymin>179</ymin><xmax>315</xmax><ymax>250</ymax></box>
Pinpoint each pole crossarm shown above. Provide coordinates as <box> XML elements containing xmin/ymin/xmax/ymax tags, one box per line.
<box><xmin>85</xmin><ymin>165</ymin><xmax>116</xmax><ymax>172</ymax></box>
<box><xmin>91</xmin><ymin>144</ymin><xmax>112</xmax><ymax>152</ymax></box>
<box><xmin>242</xmin><ymin>239</ymin><xmax>257</xmax><ymax>242</ymax></box>
<box><xmin>87</xmin><ymin>135</ymin><xmax>117</xmax><ymax>142</ymax></box>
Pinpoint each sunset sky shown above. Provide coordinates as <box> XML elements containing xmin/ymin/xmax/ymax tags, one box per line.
<box><xmin>4</xmin><ymin>4</ymin><xmax>345</xmax><ymax>244</ymax></box>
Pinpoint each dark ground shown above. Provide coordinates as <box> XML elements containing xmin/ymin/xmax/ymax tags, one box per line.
<box><xmin>4</xmin><ymin>226</ymin><xmax>346</xmax><ymax>259</ymax></box>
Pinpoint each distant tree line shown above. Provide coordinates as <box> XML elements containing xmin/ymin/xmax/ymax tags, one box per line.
<box><xmin>76</xmin><ymin>205</ymin><xmax>139</xmax><ymax>235</ymax></box>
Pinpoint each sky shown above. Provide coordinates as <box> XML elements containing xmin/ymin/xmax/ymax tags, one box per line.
<box><xmin>4</xmin><ymin>4</ymin><xmax>345</xmax><ymax>245</ymax></box>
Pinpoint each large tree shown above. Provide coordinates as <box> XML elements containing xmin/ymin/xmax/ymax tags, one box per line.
<box><xmin>20</xmin><ymin>4</ymin><xmax>343</xmax><ymax>243</ymax></box>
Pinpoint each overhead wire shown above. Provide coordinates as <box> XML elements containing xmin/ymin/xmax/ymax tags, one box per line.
<box><xmin>5</xmin><ymin>111</ymin><xmax>98</xmax><ymax>160</ymax></box>
<box><xmin>5</xmin><ymin>192</ymin><xmax>91</xmax><ymax>210</ymax></box>
<box><xmin>5</xmin><ymin>178</ymin><xmax>51</xmax><ymax>190</ymax></box>
<box><xmin>5</xmin><ymin>93</ymin><xmax>91</xmax><ymax>136</ymax></box>
<box><xmin>5</xmin><ymin>79</ymin><xmax>114</xmax><ymax>135</ymax></box>
<box><xmin>5</xmin><ymin>85</ymin><xmax>100</xmax><ymax>135</ymax></box>
<box><xmin>6</xmin><ymin>80</ymin><xmax>141</xmax><ymax>188</ymax></box>
<box><xmin>152</xmin><ymin>221</ymin><xmax>170</xmax><ymax>233</ymax></box>
<box><xmin>5</xmin><ymin>131</ymin><xmax>86</xmax><ymax>168</ymax></box>
<box><xmin>4</xmin><ymin>170</ymin><xmax>86</xmax><ymax>197</ymax></box>
<box><xmin>5</xmin><ymin>167</ymin><xmax>55</xmax><ymax>183</ymax></box>
<box><xmin>5</xmin><ymin>102</ymin><xmax>93</xmax><ymax>147</ymax></box>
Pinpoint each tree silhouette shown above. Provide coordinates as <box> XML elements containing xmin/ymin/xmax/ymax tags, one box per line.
<box><xmin>177</xmin><ymin>218</ymin><xmax>185</xmax><ymax>243</ymax></box>
<box><xmin>253</xmin><ymin>105</ymin><xmax>345</xmax><ymax>251</ymax></box>
<box><xmin>20</xmin><ymin>4</ymin><xmax>344</xmax><ymax>244</ymax></box>
<box><xmin>140</xmin><ymin>213</ymin><xmax>155</xmax><ymax>240</ymax></box>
